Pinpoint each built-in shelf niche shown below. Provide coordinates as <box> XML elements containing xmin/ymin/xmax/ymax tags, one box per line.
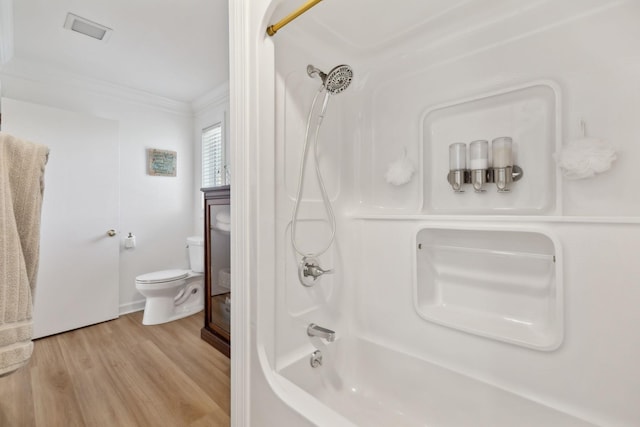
<box><xmin>422</xmin><ymin>80</ymin><xmax>561</xmax><ymax>214</ymax></box>
<box><xmin>414</xmin><ymin>227</ymin><xmax>562</xmax><ymax>351</ymax></box>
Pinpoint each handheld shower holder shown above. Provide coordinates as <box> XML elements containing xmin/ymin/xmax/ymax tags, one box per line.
<box><xmin>447</xmin><ymin>165</ymin><xmax>523</xmax><ymax>193</ymax></box>
<box><xmin>307</xmin><ymin>64</ymin><xmax>326</xmax><ymax>80</ymax></box>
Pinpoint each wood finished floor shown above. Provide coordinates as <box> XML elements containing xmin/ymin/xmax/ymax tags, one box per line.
<box><xmin>0</xmin><ymin>312</ymin><xmax>230</xmax><ymax>427</ymax></box>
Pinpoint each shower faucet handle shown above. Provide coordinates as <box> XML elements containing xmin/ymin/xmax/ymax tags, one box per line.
<box><xmin>304</xmin><ymin>263</ymin><xmax>333</xmax><ymax>278</ymax></box>
<box><xmin>298</xmin><ymin>256</ymin><xmax>333</xmax><ymax>287</ymax></box>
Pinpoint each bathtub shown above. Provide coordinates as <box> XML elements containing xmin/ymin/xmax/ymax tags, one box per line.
<box><xmin>277</xmin><ymin>337</ymin><xmax>595</xmax><ymax>427</ymax></box>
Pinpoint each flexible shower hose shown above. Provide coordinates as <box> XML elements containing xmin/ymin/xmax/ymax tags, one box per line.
<box><xmin>290</xmin><ymin>86</ymin><xmax>337</xmax><ymax>258</ymax></box>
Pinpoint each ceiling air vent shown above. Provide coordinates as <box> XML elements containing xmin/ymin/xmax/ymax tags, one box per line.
<box><xmin>63</xmin><ymin>13</ymin><xmax>112</xmax><ymax>41</ymax></box>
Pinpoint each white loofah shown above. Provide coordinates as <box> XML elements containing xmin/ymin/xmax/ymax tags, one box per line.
<box><xmin>554</xmin><ymin>137</ymin><xmax>616</xmax><ymax>180</ymax></box>
<box><xmin>385</xmin><ymin>148</ymin><xmax>415</xmax><ymax>186</ymax></box>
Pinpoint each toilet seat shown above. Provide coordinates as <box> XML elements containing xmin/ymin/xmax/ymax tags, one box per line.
<box><xmin>136</xmin><ymin>269</ymin><xmax>189</xmax><ymax>284</ymax></box>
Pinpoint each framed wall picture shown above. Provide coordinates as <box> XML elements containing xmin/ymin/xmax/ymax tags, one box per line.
<box><xmin>147</xmin><ymin>148</ymin><xmax>177</xmax><ymax>177</ymax></box>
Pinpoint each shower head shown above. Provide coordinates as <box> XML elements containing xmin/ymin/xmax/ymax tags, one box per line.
<box><xmin>307</xmin><ymin>64</ymin><xmax>353</xmax><ymax>94</ymax></box>
<box><xmin>325</xmin><ymin>65</ymin><xmax>353</xmax><ymax>94</ymax></box>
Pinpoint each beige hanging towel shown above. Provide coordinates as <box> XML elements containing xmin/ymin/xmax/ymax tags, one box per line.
<box><xmin>0</xmin><ymin>132</ymin><xmax>49</xmax><ymax>377</ymax></box>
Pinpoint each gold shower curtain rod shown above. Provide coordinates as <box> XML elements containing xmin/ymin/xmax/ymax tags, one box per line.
<box><xmin>266</xmin><ymin>0</ymin><xmax>323</xmax><ymax>36</ymax></box>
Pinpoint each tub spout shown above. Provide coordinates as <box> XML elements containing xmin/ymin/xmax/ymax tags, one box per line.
<box><xmin>307</xmin><ymin>323</ymin><xmax>335</xmax><ymax>342</ymax></box>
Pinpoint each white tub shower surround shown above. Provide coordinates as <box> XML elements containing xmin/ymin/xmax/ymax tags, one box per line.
<box><xmin>230</xmin><ymin>1</ymin><xmax>640</xmax><ymax>426</ymax></box>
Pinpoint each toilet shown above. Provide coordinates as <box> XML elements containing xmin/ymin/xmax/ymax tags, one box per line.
<box><xmin>135</xmin><ymin>236</ymin><xmax>205</xmax><ymax>325</ymax></box>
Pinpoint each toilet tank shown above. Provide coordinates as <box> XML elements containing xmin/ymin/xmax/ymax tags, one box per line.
<box><xmin>187</xmin><ymin>236</ymin><xmax>205</xmax><ymax>273</ymax></box>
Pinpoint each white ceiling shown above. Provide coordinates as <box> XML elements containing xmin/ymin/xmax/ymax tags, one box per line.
<box><xmin>301</xmin><ymin>0</ymin><xmax>470</xmax><ymax>51</ymax></box>
<box><xmin>6</xmin><ymin>0</ymin><xmax>229</xmax><ymax>103</ymax></box>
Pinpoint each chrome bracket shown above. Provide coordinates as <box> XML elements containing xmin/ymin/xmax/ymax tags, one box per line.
<box><xmin>447</xmin><ymin>165</ymin><xmax>523</xmax><ymax>193</ymax></box>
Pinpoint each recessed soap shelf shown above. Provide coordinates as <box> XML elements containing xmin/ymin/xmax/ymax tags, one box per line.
<box><xmin>414</xmin><ymin>227</ymin><xmax>562</xmax><ymax>351</ymax></box>
<box><xmin>422</xmin><ymin>80</ymin><xmax>560</xmax><ymax>214</ymax></box>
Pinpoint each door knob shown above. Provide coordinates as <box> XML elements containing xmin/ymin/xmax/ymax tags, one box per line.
<box><xmin>107</xmin><ymin>229</ymin><xmax>117</xmax><ymax>237</ymax></box>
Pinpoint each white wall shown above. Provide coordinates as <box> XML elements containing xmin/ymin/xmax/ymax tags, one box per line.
<box><xmin>0</xmin><ymin>64</ymin><xmax>197</xmax><ymax>314</ymax></box>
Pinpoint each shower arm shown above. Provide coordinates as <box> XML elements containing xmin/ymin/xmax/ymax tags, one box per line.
<box><xmin>266</xmin><ymin>0</ymin><xmax>323</xmax><ymax>36</ymax></box>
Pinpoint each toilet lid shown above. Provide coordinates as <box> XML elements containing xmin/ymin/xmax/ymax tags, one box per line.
<box><xmin>136</xmin><ymin>269</ymin><xmax>189</xmax><ymax>284</ymax></box>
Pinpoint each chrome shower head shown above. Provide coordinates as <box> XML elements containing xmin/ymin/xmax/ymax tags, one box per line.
<box><xmin>325</xmin><ymin>65</ymin><xmax>353</xmax><ymax>94</ymax></box>
<box><xmin>307</xmin><ymin>64</ymin><xmax>353</xmax><ymax>94</ymax></box>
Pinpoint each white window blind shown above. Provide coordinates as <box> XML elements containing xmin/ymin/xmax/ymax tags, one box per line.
<box><xmin>202</xmin><ymin>123</ymin><xmax>224</xmax><ymax>187</ymax></box>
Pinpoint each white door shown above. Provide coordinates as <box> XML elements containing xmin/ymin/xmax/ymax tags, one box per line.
<box><xmin>2</xmin><ymin>98</ymin><xmax>119</xmax><ymax>338</ymax></box>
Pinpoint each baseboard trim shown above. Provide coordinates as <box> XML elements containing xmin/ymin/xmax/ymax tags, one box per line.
<box><xmin>119</xmin><ymin>300</ymin><xmax>145</xmax><ymax>316</ymax></box>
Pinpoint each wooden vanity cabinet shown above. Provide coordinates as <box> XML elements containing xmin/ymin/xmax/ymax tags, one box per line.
<box><xmin>200</xmin><ymin>185</ymin><xmax>231</xmax><ymax>357</ymax></box>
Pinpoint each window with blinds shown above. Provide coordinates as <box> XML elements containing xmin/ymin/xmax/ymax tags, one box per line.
<box><xmin>202</xmin><ymin>123</ymin><xmax>224</xmax><ymax>187</ymax></box>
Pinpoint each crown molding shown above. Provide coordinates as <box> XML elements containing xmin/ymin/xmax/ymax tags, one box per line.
<box><xmin>0</xmin><ymin>57</ymin><xmax>193</xmax><ymax>115</ymax></box>
<box><xmin>0</xmin><ymin>0</ymin><xmax>14</xmax><ymax>65</ymax></box>
<box><xmin>191</xmin><ymin>82</ymin><xmax>230</xmax><ymax>115</ymax></box>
